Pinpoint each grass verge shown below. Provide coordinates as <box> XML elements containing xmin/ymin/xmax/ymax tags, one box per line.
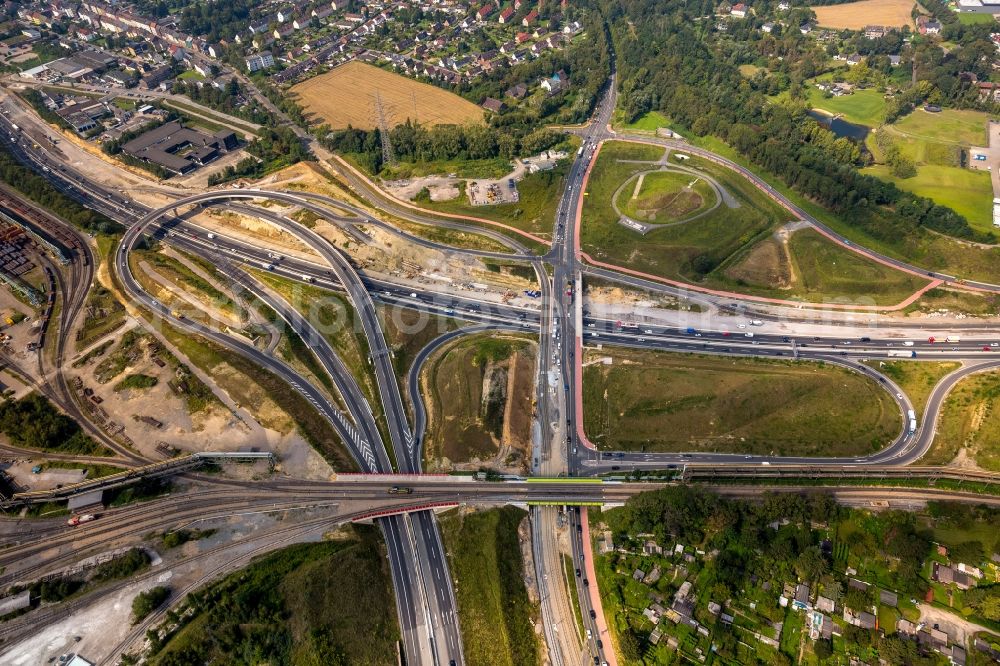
<box><xmin>583</xmin><ymin>349</ymin><xmax>900</xmax><ymax>456</ymax></box>
<box><xmin>438</xmin><ymin>507</ymin><xmax>540</xmax><ymax>666</ymax></box>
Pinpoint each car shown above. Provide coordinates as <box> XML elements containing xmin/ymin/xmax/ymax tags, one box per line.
<box><xmin>577</xmin><ymin>524</ymin><xmax>582</xmax><ymax>533</ymax></box>
<box><xmin>722</xmin><ymin>331</ymin><xmax>731</xmax><ymax>337</ymax></box>
<box><xmin>590</xmin><ymin>609</ymin><xmax>597</xmax><ymax>618</ymax></box>
<box><xmin>744</xmin><ymin>332</ymin><xmax>754</xmax><ymax>338</ymax></box>
<box><xmin>896</xmin><ymin>393</ymin><xmax>903</xmax><ymax>399</ymax></box>
<box><xmin>596</xmin><ymin>639</ymin><xmax>603</xmax><ymax>649</ymax></box>
<box><xmin>583</xmin><ymin>578</ymin><xmax>589</xmax><ymax>586</ymax></box>
<box><xmin>575</xmin><ymin>568</ymin><xmax>581</xmax><ymax>577</ymax></box>
<box><xmin>860</xmin><ymin>337</ymin><xmax>871</xmax><ymax>342</ymax></box>
<box><xmin>984</xmin><ymin>346</ymin><xmax>992</xmax><ymax>351</ymax></box>
<box><xmin>737</xmin><ymin>323</ymin><xmax>747</xmax><ymax>329</ymax></box>
<box><xmin>586</xmin><ymin>629</ymin><xmax>592</xmax><ymax>639</ymax></box>
<box><xmin>992</xmin><ymin>343</ymin><xmax>999</xmax><ymax>347</ymax></box>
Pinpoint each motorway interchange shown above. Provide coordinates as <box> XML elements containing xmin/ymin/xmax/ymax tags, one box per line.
<box><xmin>3</xmin><ymin>61</ymin><xmax>1000</xmax><ymax>666</ymax></box>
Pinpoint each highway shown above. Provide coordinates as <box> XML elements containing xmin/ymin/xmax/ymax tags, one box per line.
<box><xmin>0</xmin><ymin>95</ymin><xmax>469</xmax><ymax>665</ymax></box>
<box><xmin>6</xmin><ymin>55</ymin><xmax>1000</xmax><ymax>666</ymax></box>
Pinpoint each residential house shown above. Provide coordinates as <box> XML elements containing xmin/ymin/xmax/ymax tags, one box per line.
<box><xmin>864</xmin><ymin>25</ymin><xmax>887</xmax><ymax>39</ymax></box>
<box><xmin>857</xmin><ymin>612</ymin><xmax>877</xmax><ymax>630</ymax></box>
<box><xmin>632</xmin><ymin>569</ymin><xmax>646</xmax><ymax>582</ymax></box>
<box><xmin>499</xmin><ymin>6</ymin><xmax>515</xmax><ymax>23</ymax></box>
<box><xmin>730</xmin><ymin>3</ymin><xmax>748</xmax><ymax>18</ymax></box>
<box><xmin>761</xmin><ymin>21</ymin><xmax>775</xmax><ymax>33</ymax></box>
<box><xmin>879</xmin><ymin>590</ymin><xmax>898</xmax><ymax>607</ymax></box>
<box><xmin>476</xmin><ymin>4</ymin><xmax>494</xmax><ymax>19</ymax></box>
<box><xmin>793</xmin><ymin>584</ymin><xmax>810</xmax><ymax>610</ymax></box>
<box><xmin>917</xmin><ymin>16</ymin><xmax>942</xmax><ymax>34</ymax></box>
<box><xmin>522</xmin><ymin>8</ymin><xmax>538</xmax><ymax>26</ymax></box>
<box><xmin>815</xmin><ymin>596</ymin><xmax>835</xmax><ymax>613</ymax></box>
<box><xmin>245</xmin><ymin>50</ymin><xmax>275</xmax><ymax>72</ymax></box>
<box><xmin>933</xmin><ymin>563</ymin><xmax>972</xmax><ymax>590</ymax></box>
<box><xmin>481</xmin><ymin>96</ymin><xmax>505</xmax><ymax>113</ymax></box>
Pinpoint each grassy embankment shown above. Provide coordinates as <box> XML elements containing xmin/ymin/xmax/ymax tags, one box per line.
<box><xmin>438</xmin><ymin>507</ymin><xmax>540</xmax><ymax>666</ymax></box>
<box><xmin>861</xmin><ymin>360</ymin><xmax>960</xmax><ymax>420</ymax></box>
<box><xmin>583</xmin><ymin>349</ymin><xmax>900</xmax><ymax>456</ymax></box>
<box><xmin>149</xmin><ymin>527</ymin><xmax>398</xmax><ymax>665</ymax></box>
<box><xmin>923</xmin><ymin>370</ymin><xmax>1000</xmax><ymax>469</ymax></box>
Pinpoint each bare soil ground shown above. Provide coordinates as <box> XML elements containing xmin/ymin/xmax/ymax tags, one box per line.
<box><xmin>724</xmin><ymin>235</ymin><xmax>792</xmax><ymax>290</ymax></box>
<box><xmin>422</xmin><ymin>337</ymin><xmax>537</xmax><ymax>473</ymax></box>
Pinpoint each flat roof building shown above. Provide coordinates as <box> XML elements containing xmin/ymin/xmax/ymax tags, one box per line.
<box><xmin>122</xmin><ymin>120</ymin><xmax>237</xmax><ymax>175</ymax></box>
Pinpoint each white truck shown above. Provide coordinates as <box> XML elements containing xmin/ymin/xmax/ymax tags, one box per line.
<box><xmin>888</xmin><ymin>350</ymin><xmax>916</xmax><ymax>358</ymax></box>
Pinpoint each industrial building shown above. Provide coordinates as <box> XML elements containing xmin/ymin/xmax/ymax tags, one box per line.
<box><xmin>122</xmin><ymin>120</ymin><xmax>239</xmax><ymax>175</ymax></box>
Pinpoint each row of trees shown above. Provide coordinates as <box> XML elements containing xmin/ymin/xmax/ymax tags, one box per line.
<box><xmin>322</xmin><ymin>120</ymin><xmax>565</xmax><ymax>174</ymax></box>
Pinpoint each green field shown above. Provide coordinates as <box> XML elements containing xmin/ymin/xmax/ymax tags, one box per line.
<box><xmin>863</xmin><ymin>109</ymin><xmax>994</xmax><ymax>233</ymax></box>
<box><xmin>150</xmin><ymin>528</ymin><xmax>398</xmax><ymax>665</ymax></box>
<box><xmin>580</xmin><ymin>141</ymin><xmax>787</xmax><ymax>287</ymax></box>
<box><xmin>582</xmin><ymin>349</ymin><xmax>901</xmax><ymax>456</ymax></box>
<box><xmin>861</xmin><ymin>360</ymin><xmax>960</xmax><ymax>421</ymax></box>
<box><xmin>723</xmin><ymin>227</ymin><xmax>929</xmax><ymax>305</ymax></box>
<box><xmin>924</xmin><ymin>370</ymin><xmax>1000</xmax><ymax>469</ymax></box>
<box><xmin>784</xmin><ymin>227</ymin><xmax>927</xmax><ymax>302</ymax></box>
<box><xmin>615</xmin><ymin>169</ymin><xmax>717</xmax><ymax>224</ymax></box>
<box><xmin>889</xmin><ymin>108</ymin><xmax>988</xmax><ymax>147</ymax></box>
<box><xmin>621</xmin><ymin>110</ymin><xmax>672</xmax><ymax>132</ymax></box>
<box><xmin>863</xmin><ymin>164</ymin><xmax>994</xmax><ymax>233</ymax></box>
<box><xmin>958</xmin><ymin>11</ymin><xmax>997</xmax><ymax>24</ymax></box>
<box><xmin>439</xmin><ymin>507</ymin><xmax>540</xmax><ymax>666</ymax></box>
<box><xmin>807</xmin><ymin>87</ymin><xmax>887</xmax><ymax>126</ymax></box>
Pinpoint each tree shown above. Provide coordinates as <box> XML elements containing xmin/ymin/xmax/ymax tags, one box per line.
<box><xmin>814</xmin><ymin>638</ymin><xmax>833</xmax><ymax>660</ymax></box>
<box><xmin>132</xmin><ymin>586</ymin><xmax>171</xmax><ymax>624</ymax></box>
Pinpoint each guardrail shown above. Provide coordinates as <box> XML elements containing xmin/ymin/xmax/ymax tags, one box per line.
<box><xmin>0</xmin><ymin>451</ymin><xmax>274</xmax><ymax>509</ymax></box>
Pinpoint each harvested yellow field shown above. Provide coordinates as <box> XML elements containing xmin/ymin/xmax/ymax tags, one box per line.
<box><xmin>812</xmin><ymin>0</ymin><xmax>914</xmax><ymax>29</ymax></box>
<box><xmin>291</xmin><ymin>61</ymin><xmax>484</xmax><ymax>129</ymax></box>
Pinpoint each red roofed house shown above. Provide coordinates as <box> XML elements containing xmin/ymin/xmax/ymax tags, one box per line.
<box><xmin>731</xmin><ymin>3</ymin><xmax>748</xmax><ymax>17</ymax></box>
<box><xmin>477</xmin><ymin>4</ymin><xmax>494</xmax><ymax>19</ymax></box>
<box><xmin>522</xmin><ymin>8</ymin><xmax>538</xmax><ymax>26</ymax></box>
<box><xmin>499</xmin><ymin>6</ymin><xmax>515</xmax><ymax>22</ymax></box>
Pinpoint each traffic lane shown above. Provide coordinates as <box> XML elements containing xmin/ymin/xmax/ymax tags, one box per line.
<box><xmin>166</xmin><ymin>221</ymin><xmax>546</xmax><ymax>327</ymax></box>
<box><xmin>116</xmin><ymin>225</ymin><xmax>387</xmax><ymax>472</ymax></box>
<box><xmin>581</xmin><ymin>327</ymin><xmax>996</xmax><ymax>361</ymax></box>
<box><xmin>380</xmin><ymin>515</ymin><xmax>427</xmax><ymax>665</ymax></box>
<box><xmin>582</xmin><ymin>316</ymin><xmax>1000</xmax><ymax>350</ymax></box>
<box><xmin>412</xmin><ymin>510</ymin><xmax>464</xmax><ymax>665</ymax></box>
